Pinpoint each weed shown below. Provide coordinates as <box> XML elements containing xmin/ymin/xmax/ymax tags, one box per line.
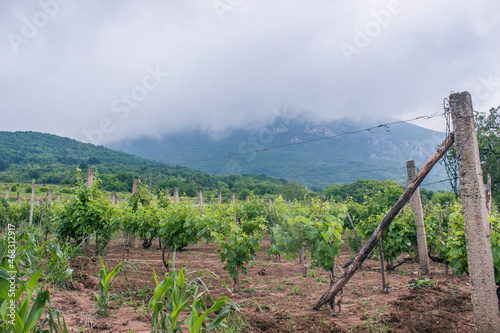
<box><xmin>307</xmin><ymin>268</ymin><xmax>318</xmax><ymax>277</ymax></box>
<box><xmin>358</xmin><ymin>298</ymin><xmax>373</xmax><ymax>308</ymax></box>
<box><xmin>363</xmin><ymin>304</ymin><xmax>390</xmax><ymax>333</ymax></box>
<box><xmin>315</xmin><ymin>277</ymin><xmax>327</xmax><ymax>284</ymax></box>
<box><xmin>399</xmin><ymin>268</ymin><xmax>406</xmax><ymax>276</ymax></box>
<box><xmin>287</xmin><ymin>285</ymin><xmax>303</xmax><ymax>296</ymax></box>
<box><xmin>407</xmin><ymin>278</ymin><xmax>435</xmax><ymax>289</ymax></box>
<box><xmin>351</xmin><ymin>287</ymin><xmax>362</xmax><ymax>297</ymax></box>
<box><xmin>242</xmin><ymin>277</ymin><xmax>253</xmax><ymax>284</ymax></box>
<box><xmin>242</xmin><ymin>287</ymin><xmax>255</xmax><ymax>295</ymax></box>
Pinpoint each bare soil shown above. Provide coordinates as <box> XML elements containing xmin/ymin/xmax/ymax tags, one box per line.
<box><xmin>46</xmin><ymin>235</ymin><xmax>478</xmax><ymax>332</ymax></box>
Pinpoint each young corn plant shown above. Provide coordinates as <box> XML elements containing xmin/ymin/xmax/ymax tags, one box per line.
<box><xmin>0</xmin><ymin>259</ymin><xmax>49</xmax><ymax>333</ymax></box>
<box><xmin>93</xmin><ymin>257</ymin><xmax>126</xmax><ymax>316</ymax></box>
<box><xmin>148</xmin><ymin>253</ymin><xmax>241</xmax><ymax>333</ymax></box>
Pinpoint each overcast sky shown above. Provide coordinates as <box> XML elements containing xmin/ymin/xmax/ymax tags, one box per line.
<box><xmin>1</xmin><ymin>0</ymin><xmax>499</xmax><ymax>145</ymax></box>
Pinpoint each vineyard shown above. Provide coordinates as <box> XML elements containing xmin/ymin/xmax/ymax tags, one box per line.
<box><xmin>1</xmin><ymin>92</ymin><xmax>499</xmax><ymax>332</ymax></box>
<box><xmin>1</xmin><ymin>170</ymin><xmax>499</xmax><ymax>332</ymax></box>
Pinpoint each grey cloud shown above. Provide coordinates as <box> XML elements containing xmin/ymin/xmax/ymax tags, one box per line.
<box><xmin>1</xmin><ymin>0</ymin><xmax>499</xmax><ymax>144</ymax></box>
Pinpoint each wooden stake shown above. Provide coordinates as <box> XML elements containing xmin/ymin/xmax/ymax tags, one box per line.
<box><xmin>406</xmin><ymin>160</ymin><xmax>430</xmax><ymax>275</ymax></box>
<box><xmin>378</xmin><ymin>239</ymin><xmax>389</xmax><ymax>294</ymax></box>
<box><xmin>346</xmin><ymin>212</ymin><xmax>359</xmax><ymax>253</ymax></box>
<box><xmin>29</xmin><ymin>179</ymin><xmax>35</xmax><ymax>225</ymax></box>
<box><xmin>312</xmin><ymin>132</ymin><xmax>454</xmax><ymax>310</ymax></box>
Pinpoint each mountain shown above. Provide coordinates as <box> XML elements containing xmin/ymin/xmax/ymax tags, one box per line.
<box><xmin>0</xmin><ymin>131</ymin><xmax>287</xmax><ymax>196</ymax></box>
<box><xmin>109</xmin><ymin>115</ymin><xmax>448</xmax><ymax>189</ymax></box>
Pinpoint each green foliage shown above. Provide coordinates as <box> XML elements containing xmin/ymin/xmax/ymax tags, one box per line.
<box><xmin>158</xmin><ymin>201</ymin><xmax>206</xmax><ymax>251</ymax></box>
<box><xmin>281</xmin><ymin>182</ymin><xmax>307</xmax><ymax>201</ymax></box>
<box><xmin>431</xmin><ymin>190</ymin><xmax>456</xmax><ymax>205</ymax></box>
<box><xmin>476</xmin><ymin>107</ymin><xmax>500</xmax><ymax>205</ymax></box>
<box><xmin>0</xmin><ymin>263</ymin><xmax>50</xmax><ymax>333</ymax></box>
<box><xmin>407</xmin><ymin>278</ymin><xmax>435</xmax><ymax>289</ymax></box>
<box><xmin>355</xmin><ymin>183</ymin><xmax>416</xmax><ymax>263</ymax></box>
<box><xmin>267</xmin><ymin>197</ymin><xmax>345</xmax><ymax>272</ymax></box>
<box><xmin>52</xmin><ymin>171</ymin><xmax>115</xmax><ymax>253</ymax></box>
<box><xmin>0</xmin><ymin>131</ymin><xmax>287</xmax><ymax>198</ymax></box>
<box><xmin>324</xmin><ymin>179</ymin><xmax>403</xmax><ymax>203</ymax></box>
<box><xmin>0</xmin><ymin>225</ymin><xmax>72</xmax><ymax>333</ymax></box>
<box><xmin>215</xmin><ymin>204</ymin><xmax>266</xmax><ymax>291</ymax></box>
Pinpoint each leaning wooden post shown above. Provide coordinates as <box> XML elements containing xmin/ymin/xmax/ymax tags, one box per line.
<box><xmin>406</xmin><ymin>160</ymin><xmax>430</xmax><ymax>275</ymax></box>
<box><xmin>312</xmin><ymin>132</ymin><xmax>454</xmax><ymax>310</ymax></box>
<box><xmin>29</xmin><ymin>179</ymin><xmax>35</xmax><ymax>225</ymax></box>
<box><xmin>450</xmin><ymin>91</ymin><xmax>500</xmax><ymax>332</ymax></box>
<box><xmin>4</xmin><ymin>186</ymin><xmax>9</xmax><ymax>200</ymax></box>
<box><xmin>174</xmin><ymin>187</ymin><xmax>179</xmax><ymax>204</ymax></box>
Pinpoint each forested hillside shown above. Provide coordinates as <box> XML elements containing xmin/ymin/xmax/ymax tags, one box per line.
<box><xmin>0</xmin><ymin>131</ymin><xmax>288</xmax><ymax>198</ymax></box>
<box><xmin>110</xmin><ymin>115</ymin><xmax>447</xmax><ymax>188</ymax></box>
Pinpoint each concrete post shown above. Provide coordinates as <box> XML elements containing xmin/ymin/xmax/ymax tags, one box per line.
<box><xmin>47</xmin><ymin>188</ymin><xmax>52</xmax><ymax>209</ymax></box>
<box><xmin>231</xmin><ymin>193</ymin><xmax>235</xmax><ymax>203</ymax></box>
<box><xmin>112</xmin><ymin>191</ymin><xmax>117</xmax><ymax>204</ymax></box>
<box><xmin>406</xmin><ymin>160</ymin><xmax>430</xmax><ymax>275</ymax></box>
<box><xmin>86</xmin><ymin>169</ymin><xmax>94</xmax><ymax>188</ymax></box>
<box><xmin>4</xmin><ymin>186</ymin><xmax>9</xmax><ymax>200</ymax></box>
<box><xmin>218</xmin><ymin>189</ymin><xmax>222</xmax><ymax>204</ymax></box>
<box><xmin>132</xmin><ymin>179</ymin><xmax>139</xmax><ymax>195</ymax></box>
<box><xmin>148</xmin><ymin>179</ymin><xmax>152</xmax><ymax>195</ymax></box>
<box><xmin>56</xmin><ymin>193</ymin><xmax>60</xmax><ymax>202</ymax></box>
<box><xmin>128</xmin><ymin>179</ymin><xmax>139</xmax><ymax>248</ymax></box>
<box><xmin>174</xmin><ymin>187</ymin><xmax>179</xmax><ymax>204</ymax></box>
<box><xmin>450</xmin><ymin>91</ymin><xmax>500</xmax><ymax>332</ymax></box>
<box><xmin>245</xmin><ymin>195</ymin><xmax>249</xmax><ymax>202</ymax></box>
<box><xmin>17</xmin><ymin>192</ymin><xmax>20</xmax><ymax>202</ymax></box>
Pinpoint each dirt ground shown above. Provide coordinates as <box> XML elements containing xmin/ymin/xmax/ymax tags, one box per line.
<box><xmin>45</xmin><ymin>235</ymin><xmax>480</xmax><ymax>332</ymax></box>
